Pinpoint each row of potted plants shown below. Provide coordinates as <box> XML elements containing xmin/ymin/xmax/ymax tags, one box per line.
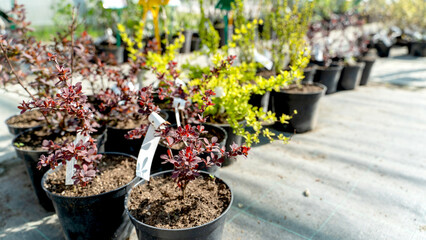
<box><xmin>1</xmin><ymin>2</ymin><xmax>378</xmax><ymax>240</ymax></box>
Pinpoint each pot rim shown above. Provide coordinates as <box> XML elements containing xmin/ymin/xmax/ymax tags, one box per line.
<box><xmin>125</xmin><ymin>169</ymin><xmax>234</xmax><ymax>232</ymax></box>
<box><xmin>13</xmin><ymin>126</ymin><xmax>106</xmax><ymax>153</ymax></box>
<box><xmin>12</xmin><ymin>126</ymin><xmax>48</xmax><ymax>153</ymax></box>
<box><xmin>5</xmin><ymin>112</ymin><xmax>44</xmax><ymax>129</ymax></box>
<box><xmin>316</xmin><ymin>65</ymin><xmax>343</xmax><ymax>71</ymax></box>
<box><xmin>106</xmin><ymin>110</ymin><xmax>169</xmax><ymax>131</ymax></box>
<box><xmin>41</xmin><ymin>152</ymin><xmax>139</xmax><ymax>200</ymax></box>
<box><xmin>279</xmin><ymin>82</ymin><xmax>327</xmax><ymax>96</ymax></box>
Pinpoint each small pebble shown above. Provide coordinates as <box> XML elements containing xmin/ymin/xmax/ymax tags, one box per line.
<box><xmin>238</xmin><ymin>203</ymin><xmax>244</xmax><ymax>208</ymax></box>
<box><xmin>303</xmin><ymin>189</ymin><xmax>310</xmax><ymax>197</ymax></box>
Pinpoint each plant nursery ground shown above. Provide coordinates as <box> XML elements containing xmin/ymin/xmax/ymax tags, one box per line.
<box><xmin>0</xmin><ymin>47</ymin><xmax>425</xmax><ymax>240</ymax></box>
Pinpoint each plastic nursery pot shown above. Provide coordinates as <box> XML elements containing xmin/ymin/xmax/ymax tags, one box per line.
<box><xmin>41</xmin><ymin>152</ymin><xmax>138</xmax><ymax>240</ymax></box>
<box><xmin>209</xmin><ymin>121</ymin><xmax>245</xmax><ymax>167</ymax></box>
<box><xmin>125</xmin><ymin>170</ymin><xmax>233</xmax><ymax>240</ymax></box>
<box><xmin>13</xmin><ymin>127</ymin><xmax>107</xmax><ymax>212</ymax></box>
<box><xmin>408</xmin><ymin>41</ymin><xmax>426</xmax><ymax>57</ymax></box>
<box><xmin>313</xmin><ymin>65</ymin><xmax>343</xmax><ymax>95</ymax></box>
<box><xmin>359</xmin><ymin>57</ymin><xmax>376</xmax><ymax>86</ymax></box>
<box><xmin>271</xmin><ymin>83</ymin><xmax>327</xmax><ymax>133</ymax></box>
<box><xmin>302</xmin><ymin>67</ymin><xmax>317</xmax><ymax>84</ymax></box>
<box><xmin>154</xmin><ymin>124</ymin><xmax>228</xmax><ymax>174</ymax></box>
<box><xmin>338</xmin><ymin>62</ymin><xmax>366</xmax><ymax>91</ymax></box>
<box><xmin>13</xmin><ymin>127</ymin><xmax>53</xmax><ymax>211</ymax></box>
<box><xmin>375</xmin><ymin>42</ymin><xmax>391</xmax><ymax>58</ymax></box>
<box><xmin>104</xmin><ymin>111</ymin><xmax>169</xmax><ymax>157</ymax></box>
<box><xmin>248</xmin><ymin>91</ymin><xmax>271</xmax><ymax>113</ymax></box>
<box><xmin>96</xmin><ymin>45</ymin><xmax>124</xmax><ymax>64</ymax></box>
<box><xmin>5</xmin><ymin>112</ymin><xmax>43</xmax><ymax>135</ymax></box>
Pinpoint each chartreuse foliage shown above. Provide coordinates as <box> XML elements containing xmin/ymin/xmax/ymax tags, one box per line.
<box><xmin>268</xmin><ymin>0</ymin><xmax>313</xmax><ymax>78</ymax></box>
<box><xmin>118</xmin><ymin>20</ymin><xmax>145</xmax><ymax>61</ymax></box>
<box><xmin>198</xmin><ymin>0</ymin><xmax>221</xmax><ymax>55</ymax></box>
<box><xmin>118</xmin><ymin>19</ymin><xmax>185</xmax><ymax>75</ymax></box>
<box><xmin>229</xmin><ymin>0</ymin><xmax>261</xmax><ymax>64</ymax></box>
<box><xmin>188</xmin><ymin>54</ymin><xmax>297</xmax><ymax>146</ymax></box>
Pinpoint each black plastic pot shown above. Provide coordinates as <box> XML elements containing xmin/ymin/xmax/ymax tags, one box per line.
<box><xmin>302</xmin><ymin>67</ymin><xmax>317</xmax><ymax>84</ymax></box>
<box><xmin>209</xmin><ymin>121</ymin><xmax>244</xmax><ymax>166</ymax></box>
<box><xmin>96</xmin><ymin>45</ymin><xmax>124</xmax><ymax>64</ymax></box>
<box><xmin>190</xmin><ymin>33</ymin><xmax>201</xmax><ymax>52</ymax></box>
<box><xmin>249</xmin><ymin>91</ymin><xmax>271</xmax><ymax>112</ymax></box>
<box><xmin>42</xmin><ymin>152</ymin><xmax>138</xmax><ymax>240</ymax></box>
<box><xmin>271</xmin><ymin>83</ymin><xmax>327</xmax><ymax>133</ymax></box>
<box><xmin>125</xmin><ymin>170</ymin><xmax>233</xmax><ymax>240</ymax></box>
<box><xmin>359</xmin><ymin>58</ymin><xmax>376</xmax><ymax>86</ymax></box>
<box><xmin>313</xmin><ymin>65</ymin><xmax>343</xmax><ymax>94</ymax></box>
<box><xmin>5</xmin><ymin>114</ymin><xmax>43</xmax><ymax>135</ymax></box>
<box><xmin>104</xmin><ymin>112</ymin><xmax>168</xmax><ymax>157</ymax></box>
<box><xmin>409</xmin><ymin>41</ymin><xmax>426</xmax><ymax>57</ymax></box>
<box><xmin>375</xmin><ymin>42</ymin><xmax>391</xmax><ymax>57</ymax></box>
<box><xmin>154</xmin><ymin>124</ymin><xmax>227</xmax><ymax>174</ymax></box>
<box><xmin>338</xmin><ymin>62</ymin><xmax>365</xmax><ymax>91</ymax></box>
<box><xmin>13</xmin><ymin>127</ymin><xmax>107</xmax><ymax>212</ymax></box>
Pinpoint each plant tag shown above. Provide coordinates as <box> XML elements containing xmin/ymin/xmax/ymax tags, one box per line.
<box><xmin>214</xmin><ymin>86</ymin><xmax>225</xmax><ymax>97</ymax></box>
<box><xmin>111</xmin><ymin>84</ymin><xmax>121</xmax><ymax>95</ymax></box>
<box><xmin>172</xmin><ymin>97</ymin><xmax>186</xmax><ymax>127</ymax></box>
<box><xmin>175</xmin><ymin>78</ymin><xmax>186</xmax><ymax>87</ymax></box>
<box><xmin>127</xmin><ymin>81</ymin><xmax>135</xmax><ymax>91</ymax></box>
<box><xmin>136</xmin><ymin>112</ymin><xmax>166</xmax><ymax>180</ymax></box>
<box><xmin>254</xmin><ymin>49</ymin><xmax>273</xmax><ymax>71</ymax></box>
<box><xmin>65</xmin><ymin>133</ymin><xmax>90</xmax><ymax>185</ymax></box>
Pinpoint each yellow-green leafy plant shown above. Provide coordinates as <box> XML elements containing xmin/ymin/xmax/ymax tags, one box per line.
<box><xmin>198</xmin><ymin>0</ymin><xmax>221</xmax><ymax>55</ymax></box>
<box><xmin>188</xmin><ymin>54</ymin><xmax>296</xmax><ymax>146</ymax></box>
<box><xmin>229</xmin><ymin>0</ymin><xmax>260</xmax><ymax>64</ymax></box>
<box><xmin>118</xmin><ymin>19</ymin><xmax>185</xmax><ymax>74</ymax></box>
<box><xmin>268</xmin><ymin>0</ymin><xmax>313</xmax><ymax>76</ymax></box>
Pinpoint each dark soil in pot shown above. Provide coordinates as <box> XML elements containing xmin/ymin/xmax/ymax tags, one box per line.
<box><xmin>359</xmin><ymin>57</ymin><xmax>376</xmax><ymax>86</ymax></box>
<box><xmin>105</xmin><ymin>112</ymin><xmax>168</xmax><ymax>157</ymax></box>
<box><xmin>313</xmin><ymin>65</ymin><xmax>343</xmax><ymax>94</ymax></box>
<box><xmin>256</xmin><ymin>69</ymin><xmax>275</xmax><ymax>79</ymax></box>
<box><xmin>13</xmin><ymin>127</ymin><xmax>106</xmax><ymax>212</ymax></box>
<box><xmin>302</xmin><ymin>67</ymin><xmax>317</xmax><ymax>84</ymax></box>
<box><xmin>126</xmin><ymin>170</ymin><xmax>232</xmax><ymax>240</ymax></box>
<box><xmin>5</xmin><ymin>110</ymin><xmax>44</xmax><ymax>135</ymax></box>
<box><xmin>42</xmin><ymin>153</ymin><xmax>138</xmax><ymax>240</ymax></box>
<box><xmin>272</xmin><ymin>83</ymin><xmax>326</xmax><ymax>133</ymax></box>
<box><xmin>338</xmin><ymin>62</ymin><xmax>365</xmax><ymax>91</ymax></box>
<box><xmin>154</xmin><ymin>124</ymin><xmax>227</xmax><ymax>174</ymax></box>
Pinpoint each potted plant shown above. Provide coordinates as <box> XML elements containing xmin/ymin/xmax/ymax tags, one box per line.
<box><xmin>125</xmin><ymin>86</ymin><xmax>250</xmax><ymax>240</ymax></box>
<box><xmin>309</xmin><ymin>18</ymin><xmax>343</xmax><ymax>94</ymax></box>
<box><xmin>187</xmin><ymin>54</ymin><xmax>292</xmax><ymax>165</ymax></box>
<box><xmin>0</xmin><ymin>8</ymin><xmax>108</xmax><ymax>211</ymax></box>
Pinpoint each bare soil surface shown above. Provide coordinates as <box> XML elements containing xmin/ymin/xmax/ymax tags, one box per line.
<box><xmin>128</xmin><ymin>174</ymin><xmax>231</xmax><ymax>229</ymax></box>
<box><xmin>6</xmin><ymin>111</ymin><xmax>44</xmax><ymax>128</ymax></box>
<box><xmin>282</xmin><ymin>84</ymin><xmax>324</xmax><ymax>94</ymax></box>
<box><xmin>44</xmin><ymin>154</ymin><xmax>136</xmax><ymax>197</ymax></box>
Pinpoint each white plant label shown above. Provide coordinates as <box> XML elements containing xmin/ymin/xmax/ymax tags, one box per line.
<box><xmin>136</xmin><ymin>112</ymin><xmax>166</xmax><ymax>180</ymax></box>
<box><xmin>215</xmin><ymin>86</ymin><xmax>226</xmax><ymax>97</ymax></box>
<box><xmin>65</xmin><ymin>133</ymin><xmax>90</xmax><ymax>185</ymax></box>
<box><xmin>102</xmin><ymin>0</ymin><xmax>127</xmax><ymax>9</ymax></box>
<box><xmin>111</xmin><ymin>84</ymin><xmax>121</xmax><ymax>95</ymax></box>
<box><xmin>172</xmin><ymin>97</ymin><xmax>187</xmax><ymax>127</ymax></box>
<box><xmin>175</xmin><ymin>78</ymin><xmax>186</xmax><ymax>87</ymax></box>
<box><xmin>254</xmin><ymin>49</ymin><xmax>273</xmax><ymax>71</ymax></box>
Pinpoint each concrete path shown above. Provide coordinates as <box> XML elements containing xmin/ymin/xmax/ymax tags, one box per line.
<box><xmin>0</xmin><ymin>47</ymin><xmax>425</xmax><ymax>239</ymax></box>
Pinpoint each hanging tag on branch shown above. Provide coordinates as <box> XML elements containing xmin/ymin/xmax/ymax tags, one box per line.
<box><xmin>136</xmin><ymin>112</ymin><xmax>166</xmax><ymax>180</ymax></box>
<box><xmin>172</xmin><ymin>97</ymin><xmax>187</xmax><ymax>127</ymax></box>
<box><xmin>254</xmin><ymin>49</ymin><xmax>273</xmax><ymax>71</ymax></box>
<box><xmin>65</xmin><ymin>133</ymin><xmax>90</xmax><ymax>185</ymax></box>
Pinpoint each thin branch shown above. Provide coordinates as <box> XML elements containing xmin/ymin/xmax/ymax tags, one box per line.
<box><xmin>0</xmin><ymin>42</ymin><xmax>52</xmax><ymax>126</ymax></box>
